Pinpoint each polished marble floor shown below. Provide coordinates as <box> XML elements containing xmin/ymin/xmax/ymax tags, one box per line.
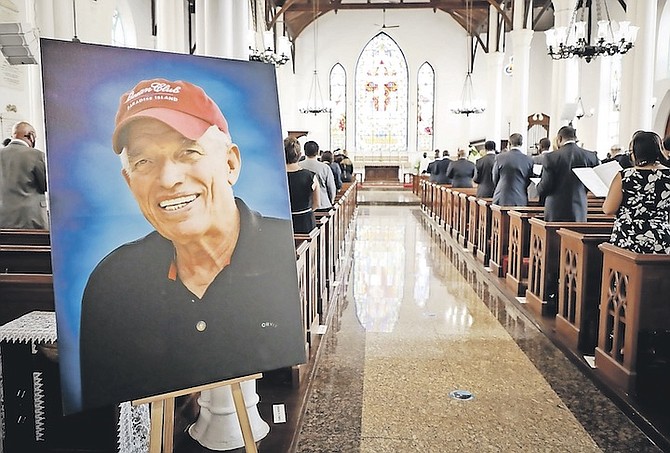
<box><xmin>295</xmin><ymin>204</ymin><xmax>663</xmax><ymax>453</ymax></box>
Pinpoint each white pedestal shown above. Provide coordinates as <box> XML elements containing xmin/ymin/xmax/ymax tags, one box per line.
<box><xmin>188</xmin><ymin>379</ymin><xmax>270</xmax><ymax>450</ymax></box>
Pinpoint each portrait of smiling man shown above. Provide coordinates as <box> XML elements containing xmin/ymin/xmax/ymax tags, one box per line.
<box><xmin>78</xmin><ymin>78</ymin><xmax>306</xmax><ymax>410</ymax></box>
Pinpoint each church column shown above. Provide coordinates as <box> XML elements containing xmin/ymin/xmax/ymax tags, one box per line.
<box><xmin>548</xmin><ymin>0</ymin><xmax>579</xmax><ymax>139</ymax></box>
<box><xmin>229</xmin><ymin>1</ymin><xmax>249</xmax><ymax>60</ymax></box>
<box><xmin>508</xmin><ymin>0</ymin><xmax>534</xmax><ymax>147</ymax></box>
<box><xmin>52</xmin><ymin>0</ymin><xmax>74</xmax><ymax>40</ymax></box>
<box><xmin>155</xmin><ymin>0</ymin><xmax>186</xmax><ymax>53</ymax></box>
<box><xmin>619</xmin><ymin>1</ymin><xmax>657</xmax><ymax>143</ymax></box>
<box><xmin>486</xmin><ymin>5</ymin><xmax>505</xmax><ymax>147</ymax></box>
<box><xmin>196</xmin><ymin>1</ymin><xmax>248</xmax><ymax>59</ymax></box>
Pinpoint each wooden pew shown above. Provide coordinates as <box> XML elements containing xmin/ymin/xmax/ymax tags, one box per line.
<box><xmin>315</xmin><ymin>209</ymin><xmax>335</xmax><ymax>299</ymax></box>
<box><xmin>0</xmin><ymin>273</ymin><xmax>55</xmax><ymax>326</ymax></box>
<box><xmin>0</xmin><ymin>245</ymin><xmax>52</xmax><ymax>274</ymax></box>
<box><xmin>506</xmin><ymin>207</ymin><xmax>612</xmax><ymax>298</ymax></box>
<box><xmin>594</xmin><ymin>244</ymin><xmax>670</xmax><ymax>395</ymax></box>
<box><xmin>466</xmin><ymin>195</ymin><xmax>478</xmax><ymax>253</ymax></box>
<box><xmin>295</xmin><ymin>229</ymin><xmax>320</xmax><ymax>337</ymax></box>
<box><xmin>554</xmin><ymin>228</ymin><xmax>611</xmax><ymax>355</ymax></box>
<box><xmin>0</xmin><ymin>229</ymin><xmax>50</xmax><ymax>246</ymax></box>
<box><xmin>525</xmin><ymin>218</ymin><xmax>613</xmax><ymax>316</ymax></box>
<box><xmin>505</xmin><ymin>207</ymin><xmax>546</xmax><ymax>295</ymax></box>
<box><xmin>488</xmin><ymin>204</ymin><xmax>541</xmax><ymax>278</ymax></box>
<box><xmin>456</xmin><ymin>188</ymin><xmax>478</xmax><ymax>247</ymax></box>
<box><xmin>475</xmin><ymin>198</ymin><xmax>493</xmax><ymax>265</ymax></box>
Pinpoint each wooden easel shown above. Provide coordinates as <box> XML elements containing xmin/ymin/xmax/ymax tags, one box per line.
<box><xmin>133</xmin><ymin>373</ymin><xmax>263</xmax><ymax>453</ymax></box>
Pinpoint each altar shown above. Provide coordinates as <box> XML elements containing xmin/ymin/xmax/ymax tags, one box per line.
<box><xmin>364</xmin><ymin>165</ymin><xmax>400</xmax><ymax>182</ymax></box>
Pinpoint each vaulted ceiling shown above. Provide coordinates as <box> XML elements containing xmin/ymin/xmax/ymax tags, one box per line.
<box><xmin>267</xmin><ymin>0</ymin><xmax>516</xmax><ymax>42</ymax></box>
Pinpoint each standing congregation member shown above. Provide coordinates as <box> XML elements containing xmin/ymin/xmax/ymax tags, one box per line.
<box><xmin>426</xmin><ymin>149</ymin><xmax>441</xmax><ymax>183</ymax></box>
<box><xmin>321</xmin><ymin>150</ymin><xmax>342</xmax><ymax>192</ymax></box>
<box><xmin>434</xmin><ymin>150</ymin><xmax>453</xmax><ymax>184</ymax></box>
<box><xmin>491</xmin><ymin>133</ymin><xmax>534</xmax><ymax>206</ymax></box>
<box><xmin>285</xmin><ymin>136</ymin><xmax>319</xmax><ymax>234</ymax></box>
<box><xmin>0</xmin><ymin>121</ymin><xmax>48</xmax><ymax>228</ymax></box>
<box><xmin>473</xmin><ymin>140</ymin><xmax>497</xmax><ymax>198</ymax></box>
<box><xmin>532</xmin><ymin>138</ymin><xmax>552</xmax><ymax>167</ymax></box>
<box><xmin>300</xmin><ymin>140</ymin><xmax>336</xmax><ymax>210</ymax></box>
<box><xmin>446</xmin><ymin>148</ymin><xmax>475</xmax><ymax>188</ymax></box>
<box><xmin>601</xmin><ymin>144</ymin><xmax>633</xmax><ymax>169</ymax></box>
<box><xmin>79</xmin><ymin>78</ymin><xmax>305</xmax><ymax>409</ymax></box>
<box><xmin>603</xmin><ymin>131</ymin><xmax>670</xmax><ymax>253</ymax></box>
<box><xmin>536</xmin><ymin>125</ymin><xmax>599</xmax><ymax>221</ymax></box>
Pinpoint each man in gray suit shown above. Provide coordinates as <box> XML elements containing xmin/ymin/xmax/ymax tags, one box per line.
<box><xmin>537</xmin><ymin>126</ymin><xmax>599</xmax><ymax>221</ymax></box>
<box><xmin>492</xmin><ymin>133</ymin><xmax>534</xmax><ymax>206</ymax></box>
<box><xmin>0</xmin><ymin>121</ymin><xmax>48</xmax><ymax>228</ymax></box>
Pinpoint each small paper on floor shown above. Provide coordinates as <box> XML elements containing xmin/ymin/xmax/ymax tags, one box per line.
<box><xmin>314</xmin><ymin>325</ymin><xmax>328</xmax><ymax>335</ymax></box>
<box><xmin>583</xmin><ymin>355</ymin><xmax>596</xmax><ymax>368</ymax></box>
<box><xmin>515</xmin><ymin>297</ymin><xmax>527</xmax><ymax>304</ymax></box>
<box><xmin>273</xmin><ymin>404</ymin><xmax>287</xmax><ymax>423</ymax></box>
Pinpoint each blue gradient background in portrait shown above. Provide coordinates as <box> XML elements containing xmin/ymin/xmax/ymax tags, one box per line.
<box><xmin>41</xmin><ymin>39</ymin><xmax>292</xmax><ymax>413</ymax></box>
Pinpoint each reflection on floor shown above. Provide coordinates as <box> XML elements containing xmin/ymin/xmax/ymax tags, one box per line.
<box><xmin>296</xmin><ymin>203</ymin><xmax>662</xmax><ymax>453</ymax></box>
<box><xmin>177</xmin><ymin>191</ymin><xmax>664</xmax><ymax>453</ymax></box>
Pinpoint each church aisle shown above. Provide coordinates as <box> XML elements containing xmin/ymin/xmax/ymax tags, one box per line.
<box><xmin>296</xmin><ymin>203</ymin><xmax>661</xmax><ymax>453</ymax></box>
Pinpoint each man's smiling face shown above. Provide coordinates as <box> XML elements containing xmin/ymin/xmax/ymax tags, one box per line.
<box><xmin>121</xmin><ymin>118</ymin><xmax>240</xmax><ymax>244</ymax></box>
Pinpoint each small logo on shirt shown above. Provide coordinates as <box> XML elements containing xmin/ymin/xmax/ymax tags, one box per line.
<box><xmin>260</xmin><ymin>321</ymin><xmax>278</xmax><ymax>328</ymax></box>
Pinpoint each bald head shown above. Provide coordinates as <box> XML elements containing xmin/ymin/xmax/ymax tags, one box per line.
<box><xmin>11</xmin><ymin>122</ymin><xmax>36</xmax><ymax>147</ymax></box>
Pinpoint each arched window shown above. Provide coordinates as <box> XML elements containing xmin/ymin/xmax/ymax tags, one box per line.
<box><xmin>329</xmin><ymin>63</ymin><xmax>346</xmax><ymax>151</ymax></box>
<box><xmin>111</xmin><ymin>9</ymin><xmax>126</xmax><ymax>47</ymax></box>
<box><xmin>111</xmin><ymin>2</ymin><xmax>137</xmax><ymax>48</ymax></box>
<box><xmin>355</xmin><ymin>33</ymin><xmax>408</xmax><ymax>161</ymax></box>
<box><xmin>416</xmin><ymin>62</ymin><xmax>435</xmax><ymax>155</ymax></box>
<box><xmin>608</xmin><ymin>55</ymin><xmax>622</xmax><ymax>146</ymax></box>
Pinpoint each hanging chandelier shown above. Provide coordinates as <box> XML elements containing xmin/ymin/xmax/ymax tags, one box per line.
<box><xmin>450</xmin><ymin>0</ymin><xmax>485</xmax><ymax>116</ymax></box>
<box><xmin>249</xmin><ymin>31</ymin><xmax>290</xmax><ymax>66</ymax></box>
<box><xmin>545</xmin><ymin>0</ymin><xmax>638</xmax><ymax>63</ymax></box>
<box><xmin>451</xmin><ymin>73</ymin><xmax>485</xmax><ymax>116</ymax></box>
<box><xmin>299</xmin><ymin>0</ymin><xmax>331</xmax><ymax>114</ymax></box>
<box><xmin>299</xmin><ymin>69</ymin><xmax>331</xmax><ymax>114</ymax></box>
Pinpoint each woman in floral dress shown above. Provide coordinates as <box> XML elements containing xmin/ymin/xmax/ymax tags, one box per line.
<box><xmin>603</xmin><ymin>131</ymin><xmax>670</xmax><ymax>253</ymax></box>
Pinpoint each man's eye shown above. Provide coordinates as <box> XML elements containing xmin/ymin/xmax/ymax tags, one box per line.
<box><xmin>181</xmin><ymin>149</ymin><xmax>203</xmax><ymax>158</ymax></box>
<box><xmin>133</xmin><ymin>158</ymin><xmax>150</xmax><ymax>169</ymax></box>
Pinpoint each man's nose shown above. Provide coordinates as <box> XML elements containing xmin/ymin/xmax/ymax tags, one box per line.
<box><xmin>157</xmin><ymin>159</ymin><xmax>184</xmax><ymax>188</ymax></box>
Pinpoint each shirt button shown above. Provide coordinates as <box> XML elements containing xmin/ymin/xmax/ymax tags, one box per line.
<box><xmin>191</xmin><ymin>299</ymin><xmax>196</xmax><ymax>303</ymax></box>
<box><xmin>196</xmin><ymin>321</ymin><xmax>207</xmax><ymax>332</ymax></box>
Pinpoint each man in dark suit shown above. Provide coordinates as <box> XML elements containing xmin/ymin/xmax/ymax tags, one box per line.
<box><xmin>473</xmin><ymin>140</ymin><xmax>497</xmax><ymax>197</ymax></box>
<box><xmin>446</xmin><ymin>148</ymin><xmax>475</xmax><ymax>187</ymax></box>
<box><xmin>492</xmin><ymin>133</ymin><xmax>534</xmax><ymax>206</ymax></box>
<box><xmin>0</xmin><ymin>121</ymin><xmax>48</xmax><ymax>228</ymax></box>
<box><xmin>532</xmin><ymin>138</ymin><xmax>552</xmax><ymax>166</ymax></box>
<box><xmin>434</xmin><ymin>150</ymin><xmax>452</xmax><ymax>184</ymax></box>
<box><xmin>601</xmin><ymin>144</ymin><xmax>632</xmax><ymax>168</ymax></box>
<box><xmin>426</xmin><ymin>149</ymin><xmax>441</xmax><ymax>182</ymax></box>
<box><xmin>536</xmin><ymin>125</ymin><xmax>599</xmax><ymax>221</ymax></box>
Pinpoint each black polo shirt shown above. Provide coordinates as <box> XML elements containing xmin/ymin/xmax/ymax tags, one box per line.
<box><xmin>80</xmin><ymin>199</ymin><xmax>305</xmax><ymax>410</ymax></box>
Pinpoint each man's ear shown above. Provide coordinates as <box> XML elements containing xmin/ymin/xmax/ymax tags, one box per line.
<box><xmin>227</xmin><ymin>144</ymin><xmax>242</xmax><ymax>185</ymax></box>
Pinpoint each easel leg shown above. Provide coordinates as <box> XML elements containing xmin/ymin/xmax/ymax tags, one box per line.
<box><xmin>162</xmin><ymin>397</ymin><xmax>175</xmax><ymax>452</ymax></box>
<box><xmin>149</xmin><ymin>400</ymin><xmax>164</xmax><ymax>453</ymax></box>
<box><xmin>231</xmin><ymin>382</ymin><xmax>258</xmax><ymax>453</ymax></box>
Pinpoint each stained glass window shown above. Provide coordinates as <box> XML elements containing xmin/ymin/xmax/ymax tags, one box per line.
<box><xmin>416</xmin><ymin>62</ymin><xmax>435</xmax><ymax>155</ymax></box>
<box><xmin>355</xmin><ymin>33</ymin><xmax>408</xmax><ymax>161</ymax></box>
<box><xmin>329</xmin><ymin>64</ymin><xmax>346</xmax><ymax>151</ymax></box>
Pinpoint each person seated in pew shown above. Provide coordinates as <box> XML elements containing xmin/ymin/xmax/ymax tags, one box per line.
<box><xmin>285</xmin><ymin>136</ymin><xmax>319</xmax><ymax>234</ymax></box>
<box><xmin>446</xmin><ymin>148</ymin><xmax>475</xmax><ymax>188</ymax></box>
<box><xmin>603</xmin><ymin>130</ymin><xmax>670</xmax><ymax>253</ymax></box>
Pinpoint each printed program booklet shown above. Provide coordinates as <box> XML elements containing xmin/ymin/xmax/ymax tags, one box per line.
<box><xmin>572</xmin><ymin>160</ymin><xmax>623</xmax><ymax>197</ymax></box>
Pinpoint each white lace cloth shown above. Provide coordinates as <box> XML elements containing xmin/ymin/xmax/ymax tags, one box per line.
<box><xmin>0</xmin><ymin>311</ymin><xmax>150</xmax><ymax>453</ymax></box>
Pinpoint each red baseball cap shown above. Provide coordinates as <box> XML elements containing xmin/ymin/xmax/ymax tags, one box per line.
<box><xmin>112</xmin><ymin>78</ymin><xmax>229</xmax><ymax>154</ymax></box>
